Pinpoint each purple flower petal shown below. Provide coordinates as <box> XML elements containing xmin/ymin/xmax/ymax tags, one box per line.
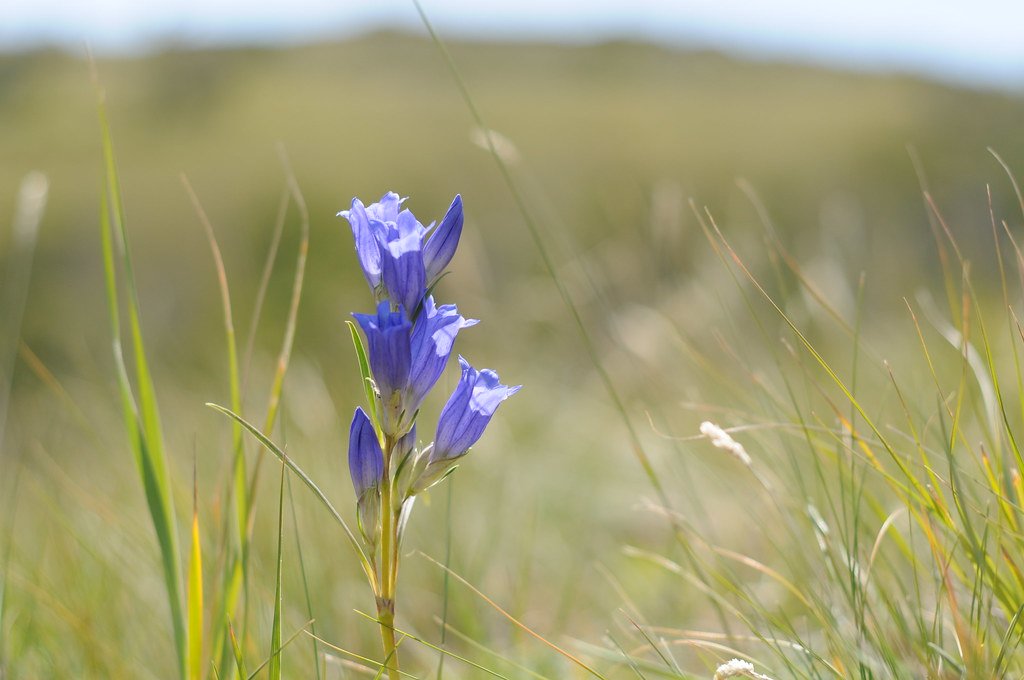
<box><xmin>353</xmin><ymin>300</ymin><xmax>412</xmax><ymax>404</ymax></box>
<box><xmin>423</xmin><ymin>195</ymin><xmax>463</xmax><ymax>282</ymax></box>
<box><xmin>407</xmin><ymin>297</ymin><xmax>478</xmax><ymax>413</ymax></box>
<box><xmin>338</xmin><ymin>198</ymin><xmax>383</xmax><ymax>289</ymax></box>
<box><xmin>432</xmin><ymin>356</ymin><xmax>520</xmax><ymax>462</ymax></box>
<box><xmin>348</xmin><ymin>407</ymin><xmax>384</xmax><ymax>497</ymax></box>
<box><xmin>380</xmin><ymin>229</ymin><xmax>427</xmax><ymax>317</ymax></box>
<box><xmin>364</xmin><ymin>191</ymin><xmax>403</xmax><ymax>223</ymax></box>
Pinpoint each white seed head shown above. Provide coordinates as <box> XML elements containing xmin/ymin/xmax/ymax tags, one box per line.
<box><xmin>700</xmin><ymin>421</ymin><xmax>752</xmax><ymax>467</ymax></box>
<box><xmin>714</xmin><ymin>658</ymin><xmax>774</xmax><ymax>680</ymax></box>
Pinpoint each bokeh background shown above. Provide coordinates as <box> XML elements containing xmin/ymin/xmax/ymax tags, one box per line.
<box><xmin>4</xmin><ymin>1</ymin><xmax>1024</xmax><ymax>677</ymax></box>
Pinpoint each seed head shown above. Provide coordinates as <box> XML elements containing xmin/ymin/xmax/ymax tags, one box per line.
<box><xmin>700</xmin><ymin>421</ymin><xmax>752</xmax><ymax>467</ymax></box>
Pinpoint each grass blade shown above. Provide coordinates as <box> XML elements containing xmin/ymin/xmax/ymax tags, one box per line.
<box><xmin>205</xmin><ymin>403</ymin><xmax>377</xmax><ymax>591</ymax></box>
<box><xmin>261</xmin><ymin>147</ymin><xmax>308</xmax><ymax>438</ymax></box>
<box><xmin>420</xmin><ymin>552</ymin><xmax>610</xmax><ymax>679</ymax></box>
<box><xmin>188</xmin><ymin>465</ymin><xmax>205</xmax><ymax>680</ymax></box>
<box><xmin>287</xmin><ymin>476</ymin><xmax>322</xmax><ymax>680</ymax></box>
<box><xmin>183</xmin><ymin>174</ymin><xmax>250</xmax><ymax>680</ymax></box>
<box><xmin>412</xmin><ymin>1</ymin><xmax>670</xmax><ymax>512</ymax></box>
<box><xmin>354</xmin><ymin>612</ymin><xmax>514</xmax><ymax>680</ymax></box>
<box><xmin>245</xmin><ymin>620</ymin><xmax>313</xmax><ymax>680</ymax></box>
<box><xmin>238</xmin><ymin>153</ymin><xmax>309</xmax><ymax>651</ymax></box>
<box><xmin>303</xmin><ymin>631</ymin><xmax>418</xmax><ymax>678</ymax></box>
<box><xmin>435</xmin><ymin>480</ymin><xmax>453</xmax><ymax>680</ymax></box>
<box><xmin>269</xmin><ymin>465</ymin><xmax>285</xmax><ymax>680</ymax></box>
<box><xmin>93</xmin><ymin>64</ymin><xmax>186</xmax><ymax>677</ymax></box>
<box><xmin>227</xmin><ymin>619</ymin><xmax>248</xmax><ymax>679</ymax></box>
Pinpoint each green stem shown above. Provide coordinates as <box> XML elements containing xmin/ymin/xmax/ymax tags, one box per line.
<box><xmin>377</xmin><ymin>435</ymin><xmax>400</xmax><ymax>679</ymax></box>
<box><xmin>376</xmin><ymin>602</ymin><xmax>399</xmax><ymax>679</ymax></box>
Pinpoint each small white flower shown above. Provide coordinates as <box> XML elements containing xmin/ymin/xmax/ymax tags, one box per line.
<box><xmin>714</xmin><ymin>658</ymin><xmax>774</xmax><ymax>680</ymax></box>
<box><xmin>700</xmin><ymin>421</ymin><xmax>752</xmax><ymax>467</ymax></box>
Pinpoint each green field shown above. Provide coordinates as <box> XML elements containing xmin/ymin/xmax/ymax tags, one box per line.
<box><xmin>3</xmin><ymin>30</ymin><xmax>1024</xmax><ymax>678</ymax></box>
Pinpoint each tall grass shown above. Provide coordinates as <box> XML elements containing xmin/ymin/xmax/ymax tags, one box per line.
<box><xmin>585</xmin><ymin>174</ymin><xmax>1024</xmax><ymax>677</ymax></box>
<box><xmin>96</xmin><ymin>73</ymin><xmax>187</xmax><ymax>677</ymax></box>
<box><xmin>4</xmin><ymin>22</ymin><xmax>1024</xmax><ymax>680</ymax></box>
<box><xmin>92</xmin><ymin>65</ymin><xmax>318</xmax><ymax>678</ymax></box>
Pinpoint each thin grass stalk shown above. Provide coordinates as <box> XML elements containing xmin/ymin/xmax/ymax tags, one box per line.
<box><xmin>241</xmin><ymin>186</ymin><xmax>290</xmax><ymax>394</ymax></box>
<box><xmin>420</xmin><ymin>553</ymin><xmax>610</xmax><ymax>679</ymax></box>
<box><xmin>242</xmin><ymin>150</ymin><xmax>309</xmax><ymax>569</ymax></box>
<box><xmin>205</xmin><ymin>404</ymin><xmax>376</xmax><ymax>588</ymax></box>
<box><xmin>286</xmin><ymin>476</ymin><xmax>322</xmax><ymax>680</ymax></box>
<box><xmin>217</xmin><ymin>183</ymin><xmax>288</xmax><ymax>677</ymax></box>
<box><xmin>435</xmin><ymin>480</ymin><xmax>453</xmax><ymax>680</ymax></box>
<box><xmin>244</xmin><ymin>620</ymin><xmax>313</xmax><ymax>680</ymax></box>
<box><xmin>239</xmin><ymin>151</ymin><xmax>308</xmax><ymax>650</ymax></box>
<box><xmin>183</xmin><ymin>175</ymin><xmax>249</xmax><ymax>680</ymax></box>
<box><xmin>417</xmin><ymin>5</ymin><xmax>743</xmax><ymax>641</ymax></box>
<box><xmin>269</xmin><ymin>465</ymin><xmax>286</xmax><ymax>680</ymax></box>
<box><xmin>412</xmin><ymin>1</ymin><xmax>670</xmax><ymax>511</ymax></box>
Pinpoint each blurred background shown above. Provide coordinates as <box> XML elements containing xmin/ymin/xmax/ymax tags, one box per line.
<box><xmin>3</xmin><ymin>1</ymin><xmax>1024</xmax><ymax>677</ymax></box>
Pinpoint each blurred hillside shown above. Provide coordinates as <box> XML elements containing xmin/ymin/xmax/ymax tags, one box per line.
<box><xmin>3</xmin><ymin>32</ymin><xmax>1024</xmax><ymax>371</ymax></box>
<box><xmin>5</xmin><ymin>31</ymin><xmax>1024</xmax><ymax>675</ymax></box>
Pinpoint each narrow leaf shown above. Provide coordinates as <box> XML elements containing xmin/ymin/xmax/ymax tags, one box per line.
<box><xmin>205</xmin><ymin>403</ymin><xmax>377</xmax><ymax>592</ymax></box>
<box><xmin>269</xmin><ymin>466</ymin><xmax>285</xmax><ymax>680</ymax></box>
<box><xmin>227</xmin><ymin>619</ymin><xmax>247</xmax><ymax>678</ymax></box>
<box><xmin>346</xmin><ymin>319</ymin><xmax>379</xmax><ymax>429</ymax></box>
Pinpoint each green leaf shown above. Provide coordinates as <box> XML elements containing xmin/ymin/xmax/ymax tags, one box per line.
<box><xmin>346</xmin><ymin>319</ymin><xmax>379</xmax><ymax>429</ymax></box>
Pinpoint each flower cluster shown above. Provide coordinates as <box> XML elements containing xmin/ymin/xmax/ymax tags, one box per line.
<box><xmin>339</xmin><ymin>191</ymin><xmax>520</xmax><ymax>548</ymax></box>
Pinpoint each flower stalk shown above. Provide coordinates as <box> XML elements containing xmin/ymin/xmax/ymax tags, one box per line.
<box><xmin>339</xmin><ymin>192</ymin><xmax>520</xmax><ymax>675</ymax></box>
<box><xmin>377</xmin><ymin>434</ymin><xmax>399</xmax><ymax>677</ymax></box>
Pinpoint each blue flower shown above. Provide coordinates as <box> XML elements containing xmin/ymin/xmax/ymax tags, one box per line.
<box><xmin>353</xmin><ymin>301</ymin><xmax>412</xmax><ymax>434</ymax></box>
<box><xmin>348</xmin><ymin>407</ymin><xmax>384</xmax><ymax>498</ymax></box>
<box><xmin>341</xmin><ymin>192</ymin><xmax>518</xmax><ymax>503</ymax></box>
<box><xmin>338</xmin><ymin>192</ymin><xmax>402</xmax><ymax>290</ymax></box>
<box><xmin>432</xmin><ymin>357</ymin><xmax>521</xmax><ymax>462</ymax></box>
<box><xmin>407</xmin><ymin>297</ymin><xmax>477</xmax><ymax>415</ymax></box>
<box><xmin>340</xmin><ymin>192</ymin><xmax>463</xmax><ymax>314</ymax></box>
<box><xmin>379</xmin><ymin>221</ymin><xmax>427</xmax><ymax>317</ymax></box>
<box><xmin>348</xmin><ymin>407</ymin><xmax>385</xmax><ymax>546</ymax></box>
<box><xmin>364</xmin><ymin>191</ymin><xmax>404</xmax><ymax>223</ymax></box>
<box><xmin>423</xmin><ymin>195</ymin><xmax>463</xmax><ymax>283</ymax></box>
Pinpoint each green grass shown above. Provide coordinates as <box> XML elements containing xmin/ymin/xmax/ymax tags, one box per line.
<box><xmin>3</xmin><ymin>27</ymin><xmax>1024</xmax><ymax>680</ymax></box>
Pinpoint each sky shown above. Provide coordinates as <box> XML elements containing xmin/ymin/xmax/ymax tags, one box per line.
<box><xmin>3</xmin><ymin>0</ymin><xmax>1024</xmax><ymax>90</ymax></box>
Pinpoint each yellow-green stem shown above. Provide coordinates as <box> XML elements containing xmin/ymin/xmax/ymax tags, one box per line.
<box><xmin>376</xmin><ymin>602</ymin><xmax>398</xmax><ymax>678</ymax></box>
<box><xmin>377</xmin><ymin>435</ymin><xmax>400</xmax><ymax>679</ymax></box>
